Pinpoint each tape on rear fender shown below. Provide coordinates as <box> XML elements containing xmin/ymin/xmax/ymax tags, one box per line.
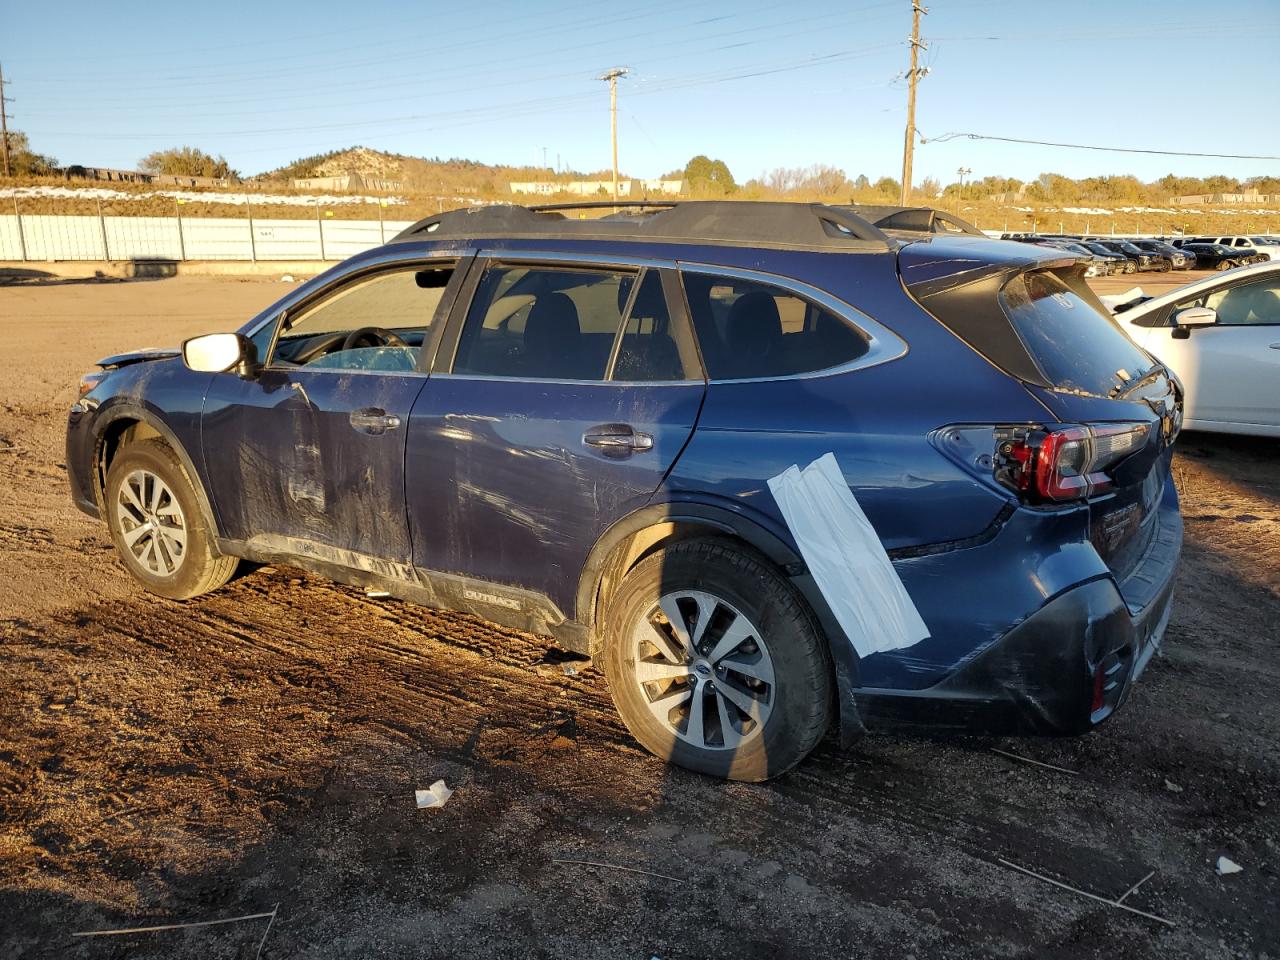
<box><xmin>768</xmin><ymin>453</ymin><xmax>930</xmax><ymax>659</ymax></box>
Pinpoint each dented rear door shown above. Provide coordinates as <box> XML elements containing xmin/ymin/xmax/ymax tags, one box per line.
<box><xmin>404</xmin><ymin>258</ymin><xmax>705</xmax><ymax>616</ymax></box>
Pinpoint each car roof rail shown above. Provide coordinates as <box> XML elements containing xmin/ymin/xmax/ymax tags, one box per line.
<box><xmin>836</xmin><ymin>203</ymin><xmax>986</xmax><ymax>237</ymax></box>
<box><xmin>391</xmin><ymin>200</ymin><xmax>895</xmax><ymax>251</ymax></box>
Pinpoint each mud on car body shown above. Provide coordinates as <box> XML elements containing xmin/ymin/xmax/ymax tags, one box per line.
<box><xmin>67</xmin><ymin>201</ymin><xmax>1184</xmax><ymax>782</ymax></box>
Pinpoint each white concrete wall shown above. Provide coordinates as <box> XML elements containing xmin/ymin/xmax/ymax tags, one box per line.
<box><xmin>0</xmin><ymin>215</ymin><xmax>416</xmax><ymax>262</ymax></box>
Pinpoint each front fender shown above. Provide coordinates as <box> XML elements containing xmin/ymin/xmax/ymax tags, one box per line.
<box><xmin>81</xmin><ymin>394</ymin><xmax>219</xmax><ymax>537</ymax></box>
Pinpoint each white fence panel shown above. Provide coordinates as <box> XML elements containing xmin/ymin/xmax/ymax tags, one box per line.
<box><xmin>251</xmin><ymin>218</ymin><xmax>324</xmax><ymax>261</ymax></box>
<box><xmin>181</xmin><ymin>218</ymin><xmax>256</xmax><ymax>260</ymax></box>
<box><xmin>0</xmin><ymin>215</ymin><xmax>422</xmax><ymax>262</ymax></box>
<box><xmin>9</xmin><ymin>215</ymin><xmax>107</xmax><ymax>260</ymax></box>
<box><xmin>104</xmin><ymin>216</ymin><xmax>183</xmax><ymax>260</ymax></box>
<box><xmin>0</xmin><ymin>216</ymin><xmax>23</xmax><ymax>260</ymax></box>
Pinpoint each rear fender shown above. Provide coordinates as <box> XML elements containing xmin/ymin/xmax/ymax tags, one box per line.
<box><xmin>578</xmin><ymin>501</ymin><xmax>867</xmax><ymax>746</ymax></box>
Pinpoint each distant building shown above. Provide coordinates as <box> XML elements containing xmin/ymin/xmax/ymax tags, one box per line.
<box><xmin>291</xmin><ymin>173</ymin><xmax>402</xmax><ymax>192</ymax></box>
<box><xmin>63</xmin><ymin>166</ymin><xmax>235</xmax><ymax>187</ymax></box>
<box><xmin>1171</xmin><ymin>191</ymin><xmax>1279</xmax><ymax>206</ymax></box>
<box><xmin>509</xmin><ymin>179</ymin><xmax>683</xmax><ymax>198</ymax></box>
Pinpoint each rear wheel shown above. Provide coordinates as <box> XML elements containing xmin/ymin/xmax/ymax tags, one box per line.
<box><xmin>104</xmin><ymin>439</ymin><xmax>238</xmax><ymax>600</ymax></box>
<box><xmin>602</xmin><ymin>539</ymin><xmax>833</xmax><ymax>781</ymax></box>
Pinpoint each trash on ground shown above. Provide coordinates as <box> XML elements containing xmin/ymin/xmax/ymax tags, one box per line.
<box><xmin>280</xmin><ymin>274</ymin><xmax>295</xmax><ymax>283</ymax></box>
<box><xmin>1216</xmin><ymin>856</ymin><xmax>1243</xmax><ymax>876</ymax></box>
<box><xmin>1164</xmin><ymin>779</ymin><xmax>1183</xmax><ymax>793</ymax></box>
<box><xmin>415</xmin><ymin>780</ymin><xmax>453</xmax><ymax>809</ymax></box>
<box><xmin>561</xmin><ymin>663</ymin><xmax>579</xmax><ymax>676</ymax></box>
<box><xmin>365</xmin><ymin>589</ymin><xmax>391</xmax><ymax>598</ymax></box>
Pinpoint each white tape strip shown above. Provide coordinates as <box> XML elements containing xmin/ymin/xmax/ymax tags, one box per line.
<box><xmin>768</xmin><ymin>452</ymin><xmax>930</xmax><ymax>659</ymax></box>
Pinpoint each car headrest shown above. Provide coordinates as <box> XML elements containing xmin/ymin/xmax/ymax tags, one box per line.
<box><xmin>524</xmin><ymin>292</ymin><xmax>580</xmax><ymax>348</ymax></box>
<box><xmin>726</xmin><ymin>291</ymin><xmax>783</xmax><ymax>351</ymax></box>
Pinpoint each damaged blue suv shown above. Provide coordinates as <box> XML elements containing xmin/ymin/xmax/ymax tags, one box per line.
<box><xmin>67</xmin><ymin>202</ymin><xmax>1183</xmax><ymax>781</ymax></box>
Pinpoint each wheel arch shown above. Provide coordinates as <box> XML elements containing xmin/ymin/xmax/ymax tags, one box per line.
<box><xmin>577</xmin><ymin>501</ymin><xmax>867</xmax><ymax>745</ymax></box>
<box><xmin>93</xmin><ymin>404</ymin><xmax>220</xmax><ymax>537</ymax></box>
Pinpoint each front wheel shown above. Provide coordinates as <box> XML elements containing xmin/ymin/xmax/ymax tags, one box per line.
<box><xmin>602</xmin><ymin>539</ymin><xmax>833</xmax><ymax>781</ymax></box>
<box><xmin>1124</xmin><ymin>260</ymin><xmax>1137</xmax><ymax>274</ymax></box>
<box><xmin>104</xmin><ymin>439</ymin><xmax>238</xmax><ymax>600</ymax></box>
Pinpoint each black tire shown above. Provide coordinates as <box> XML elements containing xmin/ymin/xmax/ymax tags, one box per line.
<box><xmin>1124</xmin><ymin>260</ymin><xmax>1137</xmax><ymax>274</ymax></box>
<box><xmin>1158</xmin><ymin>260</ymin><xmax>1172</xmax><ymax>273</ymax></box>
<box><xmin>104</xmin><ymin>439</ymin><xmax>238</xmax><ymax>600</ymax></box>
<box><xmin>1215</xmin><ymin>260</ymin><xmax>1232</xmax><ymax>271</ymax></box>
<box><xmin>602</xmin><ymin>539</ymin><xmax>833</xmax><ymax>782</ymax></box>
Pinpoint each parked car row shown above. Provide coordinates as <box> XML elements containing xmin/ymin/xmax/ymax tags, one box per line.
<box><xmin>1001</xmin><ymin>232</ymin><xmax>1280</xmax><ymax>272</ymax></box>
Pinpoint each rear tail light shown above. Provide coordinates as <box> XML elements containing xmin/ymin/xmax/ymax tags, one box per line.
<box><xmin>994</xmin><ymin>423</ymin><xmax>1149</xmax><ymax>502</ymax></box>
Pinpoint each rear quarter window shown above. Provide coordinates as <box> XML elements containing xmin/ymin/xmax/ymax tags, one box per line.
<box><xmin>1000</xmin><ymin>271</ymin><xmax>1153</xmax><ymax>396</ymax></box>
<box><xmin>681</xmin><ymin>273</ymin><xmax>869</xmax><ymax>380</ymax></box>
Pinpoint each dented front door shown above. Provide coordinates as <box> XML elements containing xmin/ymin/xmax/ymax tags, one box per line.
<box><xmin>202</xmin><ymin>368</ymin><xmax>427</xmax><ymax>575</ymax></box>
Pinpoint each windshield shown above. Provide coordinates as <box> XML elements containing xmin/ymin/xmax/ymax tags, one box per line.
<box><xmin>1000</xmin><ymin>270</ymin><xmax>1156</xmax><ymax>397</ymax></box>
<box><xmin>1116</xmin><ymin>242</ymin><xmax>1142</xmax><ymax>254</ymax></box>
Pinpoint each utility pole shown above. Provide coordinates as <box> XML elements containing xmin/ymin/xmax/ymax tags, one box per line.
<box><xmin>899</xmin><ymin>2</ymin><xmax>927</xmax><ymax>206</ymax></box>
<box><xmin>0</xmin><ymin>62</ymin><xmax>13</xmax><ymax>178</ymax></box>
<box><xmin>599</xmin><ymin>67</ymin><xmax>628</xmax><ymax>202</ymax></box>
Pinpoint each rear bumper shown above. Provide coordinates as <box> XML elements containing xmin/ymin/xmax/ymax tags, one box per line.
<box><xmin>855</xmin><ymin>506</ymin><xmax>1181</xmax><ymax>736</ymax></box>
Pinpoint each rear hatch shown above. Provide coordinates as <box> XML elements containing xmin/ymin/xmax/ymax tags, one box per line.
<box><xmin>899</xmin><ymin>236</ymin><xmax>1181</xmax><ymax>590</ymax></box>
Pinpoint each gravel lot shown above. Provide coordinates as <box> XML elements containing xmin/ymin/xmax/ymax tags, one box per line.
<box><xmin>1</xmin><ymin>274</ymin><xmax>1276</xmax><ymax>959</ymax></box>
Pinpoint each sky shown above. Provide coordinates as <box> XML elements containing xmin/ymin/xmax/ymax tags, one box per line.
<box><xmin>7</xmin><ymin>0</ymin><xmax>1280</xmax><ymax>186</ymax></box>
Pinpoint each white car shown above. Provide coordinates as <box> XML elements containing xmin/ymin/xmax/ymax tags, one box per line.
<box><xmin>1115</xmin><ymin>261</ymin><xmax>1280</xmax><ymax>437</ymax></box>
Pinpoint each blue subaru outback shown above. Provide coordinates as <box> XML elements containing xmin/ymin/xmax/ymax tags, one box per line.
<box><xmin>67</xmin><ymin>202</ymin><xmax>1183</xmax><ymax>781</ymax></box>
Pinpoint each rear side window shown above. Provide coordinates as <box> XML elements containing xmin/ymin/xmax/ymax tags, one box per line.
<box><xmin>451</xmin><ymin>264</ymin><xmax>697</xmax><ymax>382</ymax></box>
<box><xmin>1000</xmin><ymin>271</ymin><xmax>1153</xmax><ymax>395</ymax></box>
<box><xmin>681</xmin><ymin>273</ymin><xmax>869</xmax><ymax>380</ymax></box>
<box><xmin>453</xmin><ymin>265</ymin><xmax>632</xmax><ymax>380</ymax></box>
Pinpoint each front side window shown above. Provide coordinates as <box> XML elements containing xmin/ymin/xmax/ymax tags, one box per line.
<box><xmin>1178</xmin><ymin>276</ymin><xmax>1280</xmax><ymax>326</ymax></box>
<box><xmin>681</xmin><ymin>273</ymin><xmax>869</xmax><ymax>380</ymax></box>
<box><xmin>269</xmin><ymin>265</ymin><xmax>452</xmax><ymax>372</ymax></box>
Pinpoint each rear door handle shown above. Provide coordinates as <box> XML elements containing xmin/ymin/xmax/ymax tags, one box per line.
<box><xmin>349</xmin><ymin>408</ymin><xmax>402</xmax><ymax>435</ymax></box>
<box><xmin>583</xmin><ymin>424</ymin><xmax>654</xmax><ymax>457</ymax></box>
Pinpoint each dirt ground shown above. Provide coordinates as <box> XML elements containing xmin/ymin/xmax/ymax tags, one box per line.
<box><xmin>0</xmin><ymin>274</ymin><xmax>1276</xmax><ymax>959</ymax></box>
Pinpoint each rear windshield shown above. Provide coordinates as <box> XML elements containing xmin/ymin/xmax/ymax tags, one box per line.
<box><xmin>1000</xmin><ymin>271</ymin><xmax>1154</xmax><ymax>396</ymax></box>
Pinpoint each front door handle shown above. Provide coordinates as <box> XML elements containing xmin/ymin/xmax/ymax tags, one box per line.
<box><xmin>349</xmin><ymin>408</ymin><xmax>402</xmax><ymax>435</ymax></box>
<box><xmin>583</xmin><ymin>424</ymin><xmax>654</xmax><ymax>457</ymax></box>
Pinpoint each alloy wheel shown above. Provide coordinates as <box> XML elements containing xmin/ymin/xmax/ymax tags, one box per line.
<box><xmin>115</xmin><ymin>468</ymin><xmax>187</xmax><ymax>576</ymax></box>
<box><xmin>630</xmin><ymin>590</ymin><xmax>775</xmax><ymax>751</ymax></box>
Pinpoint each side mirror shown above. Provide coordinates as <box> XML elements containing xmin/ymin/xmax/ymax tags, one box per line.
<box><xmin>182</xmin><ymin>332</ymin><xmax>258</xmax><ymax>377</ymax></box>
<box><xmin>1171</xmin><ymin>306</ymin><xmax>1216</xmax><ymax>339</ymax></box>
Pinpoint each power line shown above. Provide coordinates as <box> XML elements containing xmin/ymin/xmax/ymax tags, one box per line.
<box><xmin>921</xmin><ymin>131</ymin><xmax>1280</xmax><ymax>161</ymax></box>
